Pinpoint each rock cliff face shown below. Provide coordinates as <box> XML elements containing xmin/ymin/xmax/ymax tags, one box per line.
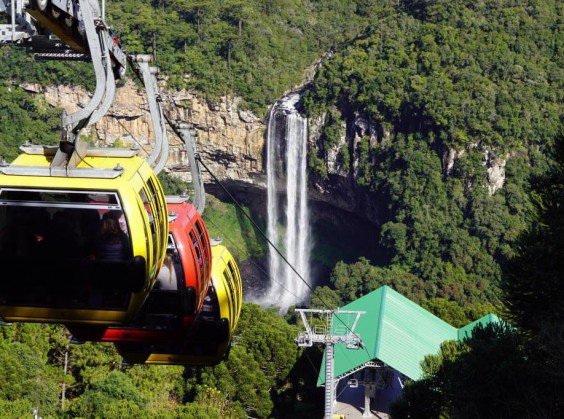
<box><xmin>24</xmin><ymin>81</ymin><xmax>267</xmax><ymax>188</ymax></box>
<box><xmin>24</xmin><ymin>81</ymin><xmax>507</xmax><ymax>228</ymax></box>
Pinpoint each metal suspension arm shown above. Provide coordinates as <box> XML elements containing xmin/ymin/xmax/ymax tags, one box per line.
<box><xmin>51</xmin><ymin>0</ymin><xmax>115</xmax><ymax>168</ymax></box>
<box><xmin>0</xmin><ymin>1</ymin><xmax>126</xmax><ymax>169</ymax></box>
<box><xmin>128</xmin><ymin>54</ymin><xmax>169</xmax><ymax>176</ymax></box>
<box><xmin>174</xmin><ymin>122</ymin><xmax>205</xmax><ymax>214</ymax></box>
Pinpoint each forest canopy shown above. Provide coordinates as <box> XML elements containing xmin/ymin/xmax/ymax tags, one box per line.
<box><xmin>0</xmin><ymin>0</ymin><xmax>562</xmax><ymax>417</ymax></box>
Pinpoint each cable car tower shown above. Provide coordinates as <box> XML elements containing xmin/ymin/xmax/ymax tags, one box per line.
<box><xmin>295</xmin><ymin>309</ymin><xmax>365</xmax><ymax>419</ymax></box>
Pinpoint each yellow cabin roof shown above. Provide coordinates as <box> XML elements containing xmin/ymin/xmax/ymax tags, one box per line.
<box><xmin>2</xmin><ymin>153</ymin><xmax>147</xmax><ymax>189</ymax></box>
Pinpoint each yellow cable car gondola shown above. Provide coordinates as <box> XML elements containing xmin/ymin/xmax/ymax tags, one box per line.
<box><xmin>0</xmin><ymin>146</ymin><xmax>168</xmax><ymax>325</ymax></box>
<box><xmin>115</xmin><ymin>243</ymin><xmax>242</xmax><ymax>366</ymax></box>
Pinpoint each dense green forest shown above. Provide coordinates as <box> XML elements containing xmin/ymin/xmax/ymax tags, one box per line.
<box><xmin>0</xmin><ymin>0</ymin><xmax>563</xmax><ymax>417</ymax></box>
<box><xmin>305</xmin><ymin>0</ymin><xmax>562</xmax><ymax>317</ymax></box>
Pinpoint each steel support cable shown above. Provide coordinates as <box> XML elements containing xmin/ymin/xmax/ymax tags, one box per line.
<box><xmin>204</xmin><ymin>216</ymin><xmax>300</xmax><ymax>302</ymax></box>
<box><xmin>196</xmin><ymin>155</ymin><xmax>373</xmax><ymax>362</ymax></box>
<box><xmin>197</xmin><ymin>155</ymin><xmax>314</xmax><ymax>295</ymax></box>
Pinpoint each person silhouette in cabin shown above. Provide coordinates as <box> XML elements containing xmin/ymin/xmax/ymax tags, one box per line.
<box><xmin>156</xmin><ymin>252</ymin><xmax>178</xmax><ymax>290</ymax></box>
<box><xmin>94</xmin><ymin>217</ymin><xmax>130</xmax><ymax>260</ymax></box>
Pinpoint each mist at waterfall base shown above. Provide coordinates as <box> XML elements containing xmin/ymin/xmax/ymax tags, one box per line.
<box><xmin>240</xmin><ymin>199</ymin><xmax>382</xmax><ymax>308</ymax></box>
<box><xmin>254</xmin><ymin>94</ymin><xmax>312</xmax><ymax>314</ymax></box>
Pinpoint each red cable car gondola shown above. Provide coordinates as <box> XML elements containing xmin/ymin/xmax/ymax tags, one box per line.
<box><xmin>66</xmin><ymin>196</ymin><xmax>212</xmax><ymax>341</ymax></box>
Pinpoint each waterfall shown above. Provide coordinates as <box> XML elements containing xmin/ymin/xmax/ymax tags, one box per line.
<box><xmin>264</xmin><ymin>93</ymin><xmax>310</xmax><ymax>312</ymax></box>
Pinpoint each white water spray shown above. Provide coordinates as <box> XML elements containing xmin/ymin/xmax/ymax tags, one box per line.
<box><xmin>264</xmin><ymin>93</ymin><xmax>311</xmax><ymax>312</ymax></box>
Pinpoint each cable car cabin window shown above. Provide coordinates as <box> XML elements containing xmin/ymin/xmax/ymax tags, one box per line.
<box><xmin>126</xmin><ymin>239</ymin><xmax>184</xmax><ymax>330</ymax></box>
<box><xmin>0</xmin><ymin>188</ymin><xmax>137</xmax><ymax>310</ymax></box>
<box><xmin>191</xmin><ymin>219</ymin><xmax>210</xmax><ymax>286</ymax></box>
<box><xmin>156</xmin><ymin>237</ymin><xmax>180</xmax><ymax>291</ymax></box>
<box><xmin>146</xmin><ymin>178</ymin><xmax>167</xmax><ymax>265</ymax></box>
<box><xmin>166</xmin><ymin>234</ymin><xmax>184</xmax><ymax>290</ymax></box>
<box><xmin>226</xmin><ymin>260</ymin><xmax>241</xmax><ymax>327</ymax></box>
<box><xmin>139</xmin><ymin>178</ymin><xmax>167</xmax><ymax>273</ymax></box>
<box><xmin>138</xmin><ymin>188</ymin><xmax>157</xmax><ymax>267</ymax></box>
<box><xmin>227</xmin><ymin>260</ymin><xmax>241</xmax><ymax>298</ymax></box>
<box><xmin>194</xmin><ymin>220</ymin><xmax>210</xmax><ymax>285</ymax></box>
<box><xmin>190</xmin><ymin>231</ymin><xmax>204</xmax><ymax>287</ymax></box>
<box><xmin>222</xmin><ymin>267</ymin><xmax>235</xmax><ymax>322</ymax></box>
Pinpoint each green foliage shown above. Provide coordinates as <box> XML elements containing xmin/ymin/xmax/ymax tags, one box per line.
<box><xmin>307</xmin><ymin>1</ymin><xmax>562</xmax><ymax>152</ymax></box>
<box><xmin>186</xmin><ymin>303</ymin><xmax>302</xmax><ymax>418</ymax></box>
<box><xmin>110</xmin><ymin>138</ymin><xmax>128</xmax><ymax>149</ymax></box>
<box><xmin>0</xmin><ymin>341</ymin><xmax>60</xmax><ymax>415</ymax></box>
<box><xmin>235</xmin><ymin>304</ymin><xmax>300</xmax><ymax>382</ymax></box>
<box><xmin>309</xmin><ymin>286</ymin><xmax>342</xmax><ymax>310</ymax></box>
<box><xmin>202</xmin><ymin>195</ymin><xmax>266</xmax><ymax>262</ymax></box>
<box><xmin>390</xmin><ymin>322</ymin><xmax>549</xmax><ymax>418</ymax></box>
<box><xmin>102</xmin><ymin>0</ymin><xmax>376</xmax><ymax>115</ymax></box>
<box><xmin>176</xmin><ymin>398</ymin><xmax>224</xmax><ymax>419</ymax></box>
<box><xmin>380</xmin><ymin>221</ymin><xmax>407</xmax><ymax>259</ymax></box>
<box><xmin>70</xmin><ymin>371</ymin><xmax>148</xmax><ymax>417</ymax></box>
<box><xmin>0</xmin><ymin>45</ymin><xmax>94</xmax><ymax>88</ymax></box>
<box><xmin>187</xmin><ymin>346</ymin><xmax>272</xmax><ymax>418</ymax></box>
<box><xmin>374</xmin><ymin>135</ymin><xmax>497</xmax><ymax>290</ymax></box>
<box><xmin>158</xmin><ymin>172</ymin><xmax>191</xmax><ymax>196</ymax></box>
<box><xmin>500</xmin><ymin>129</ymin><xmax>564</xmax><ymax>409</ymax></box>
<box><xmin>320</xmin><ymin>110</ymin><xmax>343</xmax><ymax>150</ymax></box>
<box><xmin>355</xmin><ymin>136</ymin><xmax>373</xmax><ymax>186</ymax></box>
<box><xmin>502</xmin><ymin>129</ymin><xmax>564</xmax><ymax>334</ymax></box>
<box><xmin>307</xmin><ymin>148</ymin><xmax>328</xmax><ymax>179</ymax></box>
<box><xmin>392</xmin><ymin>127</ymin><xmax>564</xmax><ymax>418</ymax></box>
<box><xmin>0</xmin><ymin>82</ymin><xmax>60</xmax><ymax>162</ymax></box>
<box><xmin>421</xmin><ymin>298</ymin><xmax>468</xmax><ymax>328</ymax></box>
<box><xmin>66</xmin><ymin>342</ymin><xmax>123</xmax><ymax>390</ymax></box>
<box><xmin>0</xmin><ymin>398</ymin><xmax>37</xmax><ymax>419</ymax></box>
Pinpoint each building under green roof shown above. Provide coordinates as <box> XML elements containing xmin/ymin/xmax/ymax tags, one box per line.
<box><xmin>317</xmin><ymin>285</ymin><xmax>501</xmax><ymax>386</ymax></box>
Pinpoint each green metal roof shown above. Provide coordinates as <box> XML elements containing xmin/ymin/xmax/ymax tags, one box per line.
<box><xmin>458</xmin><ymin>313</ymin><xmax>501</xmax><ymax>341</ymax></box>
<box><xmin>317</xmin><ymin>286</ymin><xmax>500</xmax><ymax>385</ymax></box>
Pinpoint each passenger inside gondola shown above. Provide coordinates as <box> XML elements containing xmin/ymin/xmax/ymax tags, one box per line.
<box><xmin>94</xmin><ymin>217</ymin><xmax>131</xmax><ymax>260</ymax></box>
<box><xmin>156</xmin><ymin>253</ymin><xmax>178</xmax><ymax>290</ymax></box>
<box><xmin>103</xmin><ymin>209</ymin><xmax>128</xmax><ymax>235</ymax></box>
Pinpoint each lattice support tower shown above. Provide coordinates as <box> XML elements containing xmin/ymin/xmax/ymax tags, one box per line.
<box><xmin>295</xmin><ymin>309</ymin><xmax>365</xmax><ymax>419</ymax></box>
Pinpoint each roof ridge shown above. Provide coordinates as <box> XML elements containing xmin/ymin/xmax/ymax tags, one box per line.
<box><xmin>374</xmin><ymin>286</ymin><xmax>388</xmax><ymax>356</ymax></box>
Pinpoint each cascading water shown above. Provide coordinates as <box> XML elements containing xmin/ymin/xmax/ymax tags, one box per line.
<box><xmin>264</xmin><ymin>93</ymin><xmax>311</xmax><ymax>312</ymax></box>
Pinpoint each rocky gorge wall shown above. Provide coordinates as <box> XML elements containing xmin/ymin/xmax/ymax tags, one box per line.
<box><xmin>23</xmin><ymin>80</ymin><xmax>267</xmax><ymax>188</ymax></box>
<box><xmin>21</xmin><ymin>81</ymin><xmax>508</xmax><ymax>229</ymax></box>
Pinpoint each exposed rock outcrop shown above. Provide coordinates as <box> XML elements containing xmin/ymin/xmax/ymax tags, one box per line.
<box><xmin>23</xmin><ymin>80</ymin><xmax>267</xmax><ymax>188</ymax></box>
<box><xmin>22</xmin><ymin>80</ymin><xmax>506</xmax><ymax>231</ymax></box>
